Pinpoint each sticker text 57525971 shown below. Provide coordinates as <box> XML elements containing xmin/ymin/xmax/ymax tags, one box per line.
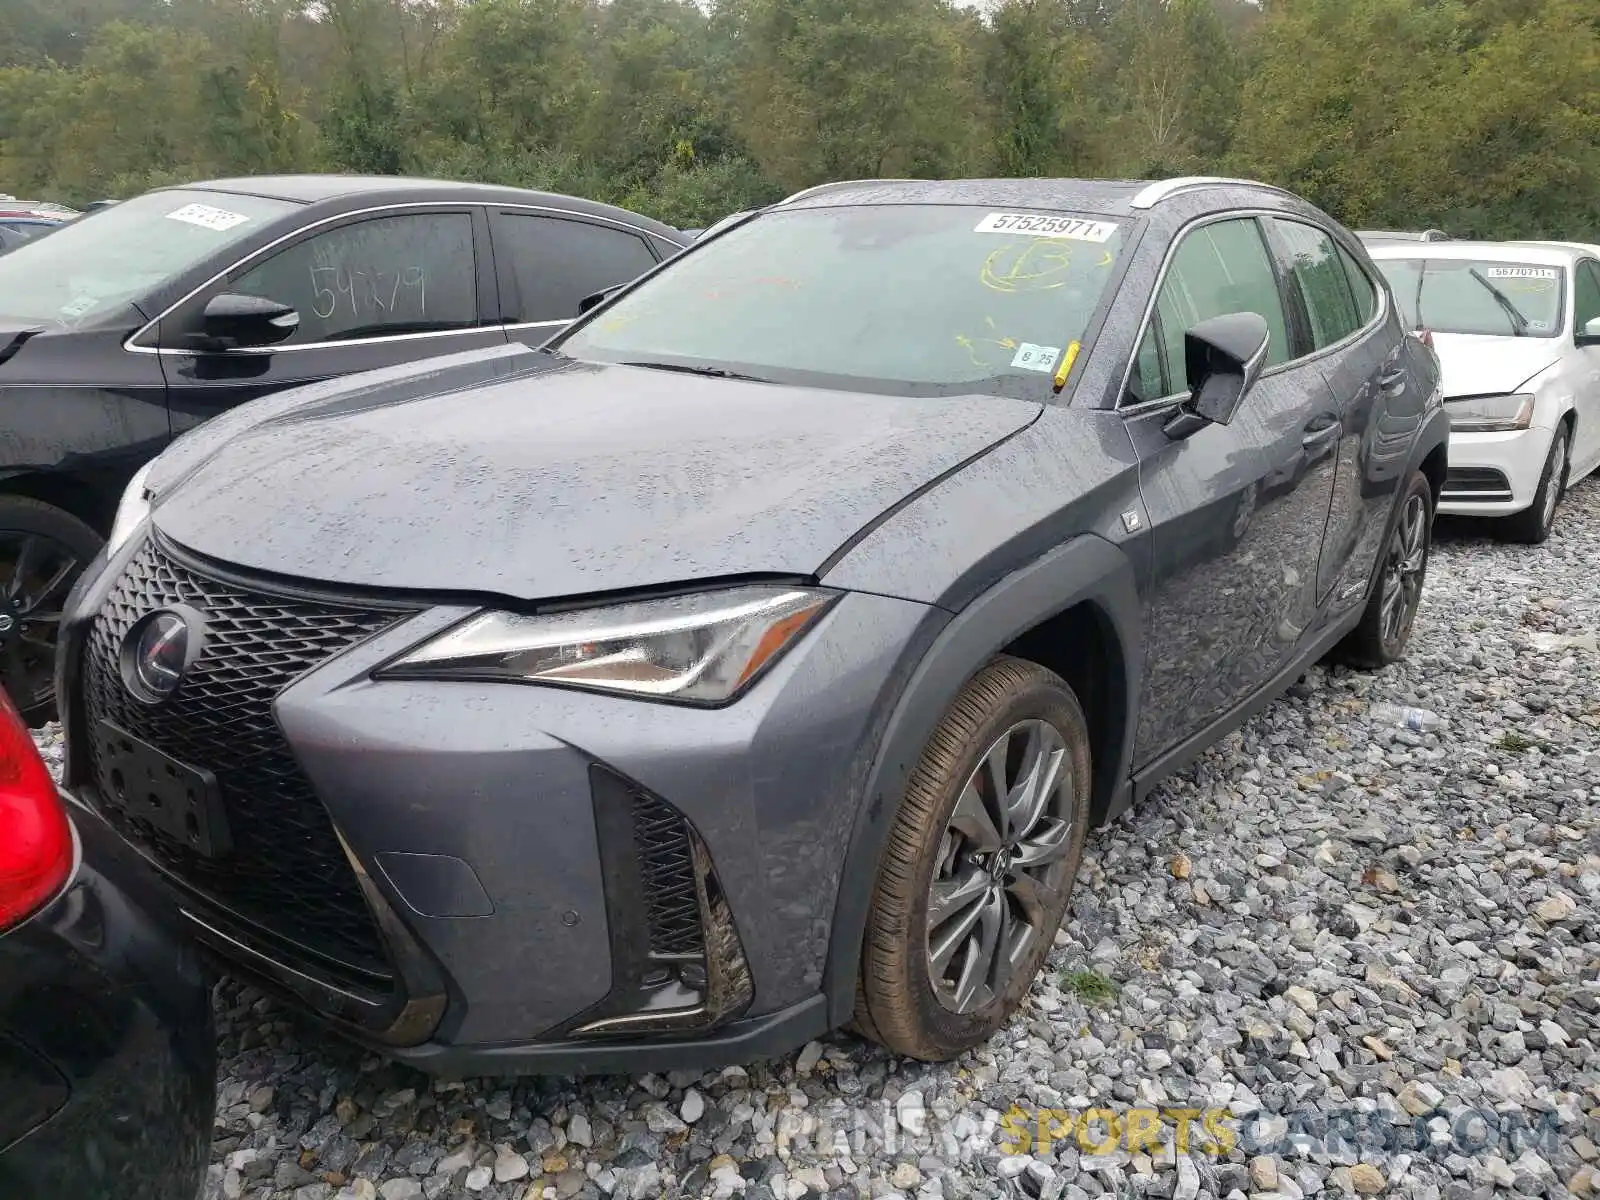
<box><xmin>974</xmin><ymin>213</ymin><xmax>1118</xmax><ymax>243</ymax></box>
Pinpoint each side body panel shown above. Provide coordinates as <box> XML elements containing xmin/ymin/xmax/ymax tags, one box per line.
<box><xmin>0</xmin><ymin>326</ymin><xmax>171</xmax><ymax>526</ymax></box>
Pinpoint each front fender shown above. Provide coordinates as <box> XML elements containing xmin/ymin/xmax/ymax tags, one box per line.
<box><xmin>822</xmin><ymin>533</ymin><xmax>1141</xmax><ymax>1027</ymax></box>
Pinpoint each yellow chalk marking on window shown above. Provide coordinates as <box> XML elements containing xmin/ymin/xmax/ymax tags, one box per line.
<box><xmin>1053</xmin><ymin>340</ymin><xmax>1082</xmax><ymax>392</ymax></box>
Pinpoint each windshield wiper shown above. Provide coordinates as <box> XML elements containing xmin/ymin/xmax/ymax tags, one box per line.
<box><xmin>1467</xmin><ymin>267</ymin><xmax>1531</xmax><ymax>336</ymax></box>
<box><xmin>620</xmin><ymin>359</ymin><xmax>768</xmax><ymax>383</ymax></box>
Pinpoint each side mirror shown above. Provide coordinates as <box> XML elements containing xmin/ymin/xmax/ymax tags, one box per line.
<box><xmin>578</xmin><ymin>284</ymin><xmax>627</xmax><ymax>315</ymax></box>
<box><xmin>1163</xmin><ymin>312</ymin><xmax>1271</xmax><ymax>440</ymax></box>
<box><xmin>1577</xmin><ymin>315</ymin><xmax>1600</xmax><ymax>346</ymax></box>
<box><xmin>200</xmin><ymin>292</ymin><xmax>299</xmax><ymax>350</ymax></box>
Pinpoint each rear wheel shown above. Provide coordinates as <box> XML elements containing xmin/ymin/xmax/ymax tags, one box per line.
<box><xmin>1334</xmin><ymin>469</ymin><xmax>1432</xmax><ymax>670</ymax></box>
<box><xmin>1498</xmin><ymin>423</ymin><xmax>1568</xmax><ymax>545</ymax></box>
<box><xmin>0</xmin><ymin>498</ymin><xmax>103</xmax><ymax>725</ymax></box>
<box><xmin>854</xmin><ymin>656</ymin><xmax>1090</xmax><ymax>1061</ymax></box>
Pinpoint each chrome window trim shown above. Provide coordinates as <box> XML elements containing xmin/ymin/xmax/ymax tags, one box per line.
<box><xmin>125</xmin><ymin>200</ymin><xmax>674</xmax><ymax>357</ymax></box>
<box><xmin>1116</xmin><ymin>209</ymin><xmax>1390</xmax><ymax>417</ymax></box>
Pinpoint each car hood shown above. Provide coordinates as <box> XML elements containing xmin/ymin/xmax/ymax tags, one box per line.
<box><xmin>1431</xmin><ymin>333</ymin><xmax>1563</xmax><ymax>398</ymax></box>
<box><xmin>149</xmin><ymin>345</ymin><xmax>1042</xmax><ymax>601</ymax></box>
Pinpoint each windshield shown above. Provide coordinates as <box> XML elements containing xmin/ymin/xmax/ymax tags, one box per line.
<box><xmin>0</xmin><ymin>188</ymin><xmax>298</xmax><ymax>329</ymax></box>
<box><xmin>555</xmin><ymin>204</ymin><xmax>1128</xmax><ymax>396</ymax></box>
<box><xmin>1374</xmin><ymin>257</ymin><xmax>1565</xmax><ymax>338</ymax></box>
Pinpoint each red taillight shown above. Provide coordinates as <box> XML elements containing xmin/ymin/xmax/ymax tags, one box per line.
<box><xmin>0</xmin><ymin>694</ymin><xmax>71</xmax><ymax>930</ymax></box>
<box><xmin>1412</xmin><ymin>327</ymin><xmax>1435</xmax><ymax>349</ymax></box>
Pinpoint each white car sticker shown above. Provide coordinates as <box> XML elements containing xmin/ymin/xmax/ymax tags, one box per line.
<box><xmin>165</xmin><ymin>203</ymin><xmax>251</xmax><ymax>233</ymax></box>
<box><xmin>1485</xmin><ymin>266</ymin><xmax>1558</xmax><ymax>280</ymax></box>
<box><xmin>975</xmin><ymin>213</ymin><xmax>1118</xmax><ymax>242</ymax></box>
<box><xmin>58</xmin><ymin>296</ymin><xmax>98</xmax><ymax>319</ymax></box>
<box><xmin>1011</xmin><ymin>343</ymin><xmax>1063</xmax><ymax>372</ymax></box>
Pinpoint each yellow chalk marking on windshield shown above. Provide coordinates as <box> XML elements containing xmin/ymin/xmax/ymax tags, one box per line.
<box><xmin>1053</xmin><ymin>340</ymin><xmax>1082</xmax><ymax>392</ymax></box>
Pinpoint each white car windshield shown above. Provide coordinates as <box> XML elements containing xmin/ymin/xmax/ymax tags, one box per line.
<box><xmin>556</xmin><ymin>204</ymin><xmax>1127</xmax><ymax>396</ymax></box>
<box><xmin>0</xmin><ymin>189</ymin><xmax>298</xmax><ymax>329</ymax></box>
<box><xmin>1375</xmin><ymin>257</ymin><xmax>1565</xmax><ymax>339</ymax></box>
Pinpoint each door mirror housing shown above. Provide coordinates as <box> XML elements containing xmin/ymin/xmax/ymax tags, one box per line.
<box><xmin>578</xmin><ymin>284</ymin><xmax>627</xmax><ymax>315</ymax></box>
<box><xmin>1163</xmin><ymin>311</ymin><xmax>1271</xmax><ymax>440</ymax></box>
<box><xmin>199</xmin><ymin>293</ymin><xmax>299</xmax><ymax>350</ymax></box>
<box><xmin>1578</xmin><ymin>315</ymin><xmax>1600</xmax><ymax>346</ymax></box>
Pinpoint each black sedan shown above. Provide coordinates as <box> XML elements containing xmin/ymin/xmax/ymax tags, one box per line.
<box><xmin>0</xmin><ymin>688</ymin><xmax>214</xmax><ymax>1197</ymax></box>
<box><xmin>0</xmin><ymin>175</ymin><xmax>688</xmax><ymax>720</ymax></box>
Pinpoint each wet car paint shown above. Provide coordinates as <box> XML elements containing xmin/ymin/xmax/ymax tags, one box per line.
<box><xmin>55</xmin><ymin>178</ymin><xmax>1448</xmax><ymax>1073</ymax></box>
<box><xmin>0</xmin><ymin>806</ymin><xmax>215</xmax><ymax>1199</ymax></box>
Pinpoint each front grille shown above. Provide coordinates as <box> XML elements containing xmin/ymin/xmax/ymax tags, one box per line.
<box><xmin>631</xmin><ymin>791</ymin><xmax>704</xmax><ymax>959</ymax></box>
<box><xmin>1442</xmin><ymin>466</ymin><xmax>1513</xmax><ymax>502</ymax></box>
<box><xmin>82</xmin><ymin>537</ymin><xmax>411</xmax><ymax>983</ymax></box>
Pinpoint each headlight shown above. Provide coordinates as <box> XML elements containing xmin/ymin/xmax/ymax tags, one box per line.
<box><xmin>105</xmin><ymin>460</ymin><xmax>155</xmax><ymax>555</ymax></box>
<box><xmin>379</xmin><ymin>585</ymin><xmax>837</xmax><ymax>704</ymax></box>
<box><xmin>1446</xmin><ymin>392</ymin><xmax>1534</xmax><ymax>432</ymax></box>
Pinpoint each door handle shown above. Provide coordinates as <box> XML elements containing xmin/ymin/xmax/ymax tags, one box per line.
<box><xmin>1302</xmin><ymin>415</ymin><xmax>1342</xmax><ymax>450</ymax></box>
<box><xmin>1378</xmin><ymin>365</ymin><xmax>1407</xmax><ymax>391</ymax></box>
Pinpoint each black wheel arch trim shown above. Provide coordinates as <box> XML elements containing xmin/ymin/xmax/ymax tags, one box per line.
<box><xmin>822</xmin><ymin>533</ymin><xmax>1141</xmax><ymax>1028</ymax></box>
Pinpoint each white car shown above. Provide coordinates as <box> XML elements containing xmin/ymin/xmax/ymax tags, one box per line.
<box><xmin>1367</xmin><ymin>240</ymin><xmax>1600</xmax><ymax>543</ymax></box>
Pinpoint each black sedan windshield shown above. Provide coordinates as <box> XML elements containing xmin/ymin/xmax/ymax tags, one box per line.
<box><xmin>557</xmin><ymin>204</ymin><xmax>1127</xmax><ymax>395</ymax></box>
<box><xmin>0</xmin><ymin>189</ymin><xmax>297</xmax><ymax>328</ymax></box>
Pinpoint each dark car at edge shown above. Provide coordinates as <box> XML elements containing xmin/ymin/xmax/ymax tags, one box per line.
<box><xmin>0</xmin><ymin>175</ymin><xmax>688</xmax><ymax>722</ymax></box>
<box><xmin>56</xmin><ymin>175</ymin><xmax>1447</xmax><ymax>1075</ymax></box>
<box><xmin>0</xmin><ymin>684</ymin><xmax>214</xmax><ymax>1197</ymax></box>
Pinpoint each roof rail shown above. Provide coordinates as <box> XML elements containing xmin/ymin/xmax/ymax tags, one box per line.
<box><xmin>1128</xmin><ymin>176</ymin><xmax>1299</xmax><ymax>210</ymax></box>
<box><xmin>780</xmin><ymin>178</ymin><xmax>916</xmax><ymax>205</ymax></box>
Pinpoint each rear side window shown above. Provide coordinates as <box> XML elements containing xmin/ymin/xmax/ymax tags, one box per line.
<box><xmin>232</xmin><ymin>212</ymin><xmax>479</xmax><ymax>344</ymax></box>
<box><xmin>1270</xmin><ymin>218</ymin><xmax>1361</xmax><ymax>349</ymax></box>
<box><xmin>1575</xmin><ymin>260</ymin><xmax>1600</xmax><ymax>332</ymax></box>
<box><xmin>1149</xmin><ymin>217</ymin><xmax>1291</xmax><ymax>394</ymax></box>
<box><xmin>1338</xmin><ymin>245</ymin><xmax>1378</xmax><ymax>325</ymax></box>
<box><xmin>495</xmin><ymin>214</ymin><xmax>659</xmax><ymax>323</ymax></box>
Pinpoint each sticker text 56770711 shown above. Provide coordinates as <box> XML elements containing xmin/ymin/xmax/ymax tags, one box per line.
<box><xmin>1485</xmin><ymin>266</ymin><xmax>1559</xmax><ymax>280</ymax></box>
<box><xmin>974</xmin><ymin>213</ymin><xmax>1119</xmax><ymax>243</ymax></box>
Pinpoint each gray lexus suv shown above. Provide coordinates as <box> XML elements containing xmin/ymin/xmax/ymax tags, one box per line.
<box><xmin>56</xmin><ymin>176</ymin><xmax>1448</xmax><ymax>1074</ymax></box>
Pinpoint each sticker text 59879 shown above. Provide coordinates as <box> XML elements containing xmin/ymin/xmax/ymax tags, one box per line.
<box><xmin>974</xmin><ymin>213</ymin><xmax>1118</xmax><ymax>243</ymax></box>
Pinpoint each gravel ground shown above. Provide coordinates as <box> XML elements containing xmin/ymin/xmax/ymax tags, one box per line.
<box><xmin>34</xmin><ymin>480</ymin><xmax>1599</xmax><ymax>1200</ymax></box>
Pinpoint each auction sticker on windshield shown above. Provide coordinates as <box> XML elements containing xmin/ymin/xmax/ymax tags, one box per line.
<box><xmin>165</xmin><ymin>203</ymin><xmax>251</xmax><ymax>233</ymax></box>
<box><xmin>1485</xmin><ymin>266</ymin><xmax>1559</xmax><ymax>280</ymax></box>
<box><xmin>974</xmin><ymin>213</ymin><xmax>1118</xmax><ymax>242</ymax></box>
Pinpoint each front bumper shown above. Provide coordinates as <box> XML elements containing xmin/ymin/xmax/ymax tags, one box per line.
<box><xmin>58</xmin><ymin>530</ymin><xmax>939</xmax><ymax>1074</ymax></box>
<box><xmin>1437</xmin><ymin>425</ymin><xmax>1555</xmax><ymax>517</ymax></box>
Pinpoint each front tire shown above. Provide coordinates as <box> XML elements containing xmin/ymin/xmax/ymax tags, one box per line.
<box><xmin>1498</xmin><ymin>423</ymin><xmax>1568</xmax><ymax>545</ymax></box>
<box><xmin>1334</xmin><ymin>469</ymin><xmax>1432</xmax><ymax>670</ymax></box>
<box><xmin>854</xmin><ymin>656</ymin><xmax>1091</xmax><ymax>1062</ymax></box>
<box><xmin>0</xmin><ymin>497</ymin><xmax>104</xmax><ymax>725</ymax></box>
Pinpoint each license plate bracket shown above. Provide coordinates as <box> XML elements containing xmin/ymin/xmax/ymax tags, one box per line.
<box><xmin>96</xmin><ymin>720</ymin><xmax>232</xmax><ymax>859</ymax></box>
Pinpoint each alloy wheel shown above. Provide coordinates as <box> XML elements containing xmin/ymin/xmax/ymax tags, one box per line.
<box><xmin>1540</xmin><ymin>430</ymin><xmax>1567</xmax><ymax>535</ymax></box>
<box><xmin>0</xmin><ymin>532</ymin><xmax>79</xmax><ymax>716</ymax></box>
<box><xmin>1379</xmin><ymin>492</ymin><xmax>1427</xmax><ymax>649</ymax></box>
<box><xmin>926</xmin><ymin>718</ymin><xmax>1079</xmax><ymax>1014</ymax></box>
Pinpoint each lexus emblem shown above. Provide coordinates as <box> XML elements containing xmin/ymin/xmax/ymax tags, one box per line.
<box><xmin>121</xmin><ymin>606</ymin><xmax>205</xmax><ymax>704</ymax></box>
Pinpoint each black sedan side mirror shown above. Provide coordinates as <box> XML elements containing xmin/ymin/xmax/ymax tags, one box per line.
<box><xmin>200</xmin><ymin>293</ymin><xmax>299</xmax><ymax>350</ymax></box>
<box><xmin>1163</xmin><ymin>312</ymin><xmax>1271</xmax><ymax>440</ymax></box>
<box><xmin>578</xmin><ymin>284</ymin><xmax>627</xmax><ymax>315</ymax></box>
